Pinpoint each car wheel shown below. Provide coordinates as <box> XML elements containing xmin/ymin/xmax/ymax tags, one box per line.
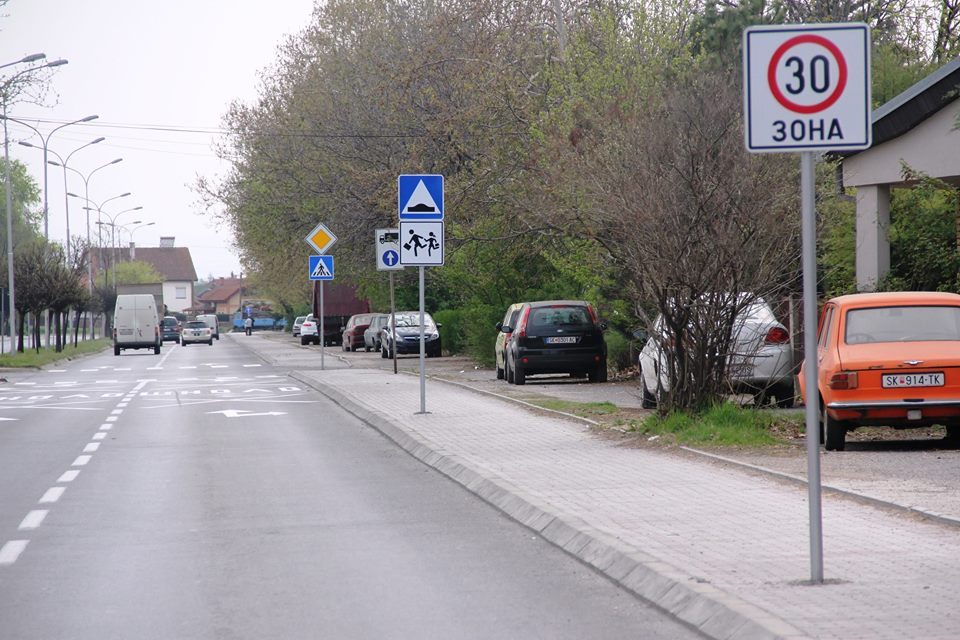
<box><xmin>946</xmin><ymin>425</ymin><xmax>960</xmax><ymax>441</ymax></box>
<box><xmin>640</xmin><ymin>374</ymin><xmax>657</xmax><ymax>409</ymax></box>
<box><xmin>381</xmin><ymin>344</ymin><xmax>388</xmax><ymax>359</ymax></box>
<box><xmin>114</xmin><ymin>344</ymin><xmax>120</xmax><ymax>356</ymax></box>
<box><xmin>208</xmin><ymin>340</ymin><xmax>213</xmax><ymax>346</ymax></box>
<box><xmin>154</xmin><ymin>344</ymin><xmax>161</xmax><ymax>355</ymax></box>
<box><xmin>514</xmin><ymin>363</ymin><xmax>526</xmax><ymax>385</ymax></box>
<box><xmin>313</xmin><ymin>336</ymin><xmax>320</xmax><ymax>345</ymax></box>
<box><xmin>496</xmin><ymin>360</ymin><xmax>504</xmax><ymax>380</ymax></box>
<box><xmin>301</xmin><ymin>336</ymin><xmax>309</xmax><ymax>346</ymax></box>
<box><xmin>365</xmin><ymin>345</ymin><xmax>371</xmax><ymax>352</ymax></box>
<box><xmin>823</xmin><ymin>406</ymin><xmax>847</xmax><ymax>451</ymax></box>
<box><xmin>505</xmin><ymin>356</ymin><xmax>514</xmax><ymax>384</ymax></box>
<box><xmin>588</xmin><ymin>361</ymin><xmax>607</xmax><ymax>383</ymax></box>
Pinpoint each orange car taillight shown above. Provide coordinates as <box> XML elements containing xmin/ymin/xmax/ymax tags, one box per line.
<box><xmin>829</xmin><ymin>371</ymin><xmax>858</xmax><ymax>390</ymax></box>
<box><xmin>764</xmin><ymin>327</ymin><xmax>790</xmax><ymax>344</ymax></box>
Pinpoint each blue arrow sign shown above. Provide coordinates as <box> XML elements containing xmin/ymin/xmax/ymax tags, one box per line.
<box><xmin>398</xmin><ymin>174</ymin><xmax>443</xmax><ymax>220</ymax></box>
<box><xmin>381</xmin><ymin>249</ymin><xmax>400</xmax><ymax>269</ymax></box>
<box><xmin>308</xmin><ymin>255</ymin><xmax>335</xmax><ymax>281</ymax></box>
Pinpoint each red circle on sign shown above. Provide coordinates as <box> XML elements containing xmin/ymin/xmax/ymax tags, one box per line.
<box><xmin>767</xmin><ymin>34</ymin><xmax>847</xmax><ymax>114</ymax></box>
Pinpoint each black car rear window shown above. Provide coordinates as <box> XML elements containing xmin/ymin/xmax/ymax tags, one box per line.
<box><xmin>527</xmin><ymin>306</ymin><xmax>593</xmax><ymax>334</ymax></box>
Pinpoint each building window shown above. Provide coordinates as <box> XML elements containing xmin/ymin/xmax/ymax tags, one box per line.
<box><xmin>176</xmin><ymin>286</ymin><xmax>187</xmax><ymax>300</ymax></box>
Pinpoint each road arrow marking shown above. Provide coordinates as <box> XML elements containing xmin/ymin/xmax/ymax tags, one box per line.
<box><xmin>207</xmin><ymin>410</ymin><xmax>287</xmax><ymax>418</ymax></box>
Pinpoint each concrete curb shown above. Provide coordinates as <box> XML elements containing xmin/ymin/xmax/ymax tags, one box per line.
<box><xmin>289</xmin><ymin>370</ymin><xmax>811</xmax><ymax>640</ymax></box>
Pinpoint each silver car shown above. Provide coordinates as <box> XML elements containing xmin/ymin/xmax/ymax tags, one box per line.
<box><xmin>638</xmin><ymin>297</ymin><xmax>794</xmax><ymax>408</ymax></box>
<box><xmin>292</xmin><ymin>315</ymin><xmax>307</xmax><ymax>337</ymax></box>
<box><xmin>363</xmin><ymin>314</ymin><xmax>389</xmax><ymax>351</ymax></box>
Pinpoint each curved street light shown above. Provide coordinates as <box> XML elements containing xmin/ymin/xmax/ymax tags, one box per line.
<box><xmin>1</xmin><ymin>55</ymin><xmax>69</xmax><ymax>352</ymax></box>
<box><xmin>62</xmin><ymin>158</ymin><xmax>122</xmax><ymax>292</ymax></box>
<box><xmin>122</xmin><ymin>221</ymin><xmax>155</xmax><ymax>253</ymax></box>
<box><xmin>94</xmin><ymin>205</ymin><xmax>142</xmax><ymax>288</ymax></box>
<box><xmin>21</xmin><ymin>136</ymin><xmax>104</xmax><ymax>259</ymax></box>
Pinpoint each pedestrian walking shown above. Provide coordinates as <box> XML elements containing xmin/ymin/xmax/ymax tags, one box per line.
<box><xmin>244</xmin><ymin>316</ymin><xmax>253</xmax><ymax>336</ymax></box>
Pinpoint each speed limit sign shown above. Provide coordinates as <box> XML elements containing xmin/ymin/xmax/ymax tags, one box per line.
<box><xmin>743</xmin><ymin>24</ymin><xmax>871</xmax><ymax>152</ymax></box>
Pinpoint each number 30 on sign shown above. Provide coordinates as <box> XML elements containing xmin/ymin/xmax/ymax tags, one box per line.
<box><xmin>743</xmin><ymin>24</ymin><xmax>871</xmax><ymax>153</ymax></box>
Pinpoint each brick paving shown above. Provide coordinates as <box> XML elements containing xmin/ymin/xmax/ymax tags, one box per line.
<box><xmin>238</xmin><ymin>335</ymin><xmax>960</xmax><ymax>639</ymax></box>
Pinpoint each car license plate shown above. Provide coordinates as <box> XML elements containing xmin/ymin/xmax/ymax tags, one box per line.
<box><xmin>881</xmin><ymin>372</ymin><xmax>944</xmax><ymax>388</ymax></box>
<box><xmin>119</xmin><ymin>329</ymin><xmax>133</xmax><ymax>335</ymax></box>
<box><xmin>544</xmin><ymin>336</ymin><xmax>577</xmax><ymax>344</ymax></box>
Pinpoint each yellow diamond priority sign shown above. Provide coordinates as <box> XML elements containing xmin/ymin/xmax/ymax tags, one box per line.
<box><xmin>304</xmin><ymin>222</ymin><xmax>337</xmax><ymax>254</ymax></box>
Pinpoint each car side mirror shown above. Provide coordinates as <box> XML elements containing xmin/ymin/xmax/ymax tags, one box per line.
<box><xmin>599</xmin><ymin>322</ymin><xmax>608</xmax><ymax>331</ymax></box>
<box><xmin>500</xmin><ymin>325</ymin><xmax>513</xmax><ymax>333</ymax></box>
<box><xmin>495</xmin><ymin>321</ymin><xmax>503</xmax><ymax>330</ymax></box>
<box><xmin>436</xmin><ymin>323</ymin><xmax>442</xmax><ymax>328</ymax></box>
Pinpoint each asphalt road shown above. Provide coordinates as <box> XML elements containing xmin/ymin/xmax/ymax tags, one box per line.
<box><xmin>0</xmin><ymin>337</ymin><xmax>700</xmax><ymax>639</ymax></box>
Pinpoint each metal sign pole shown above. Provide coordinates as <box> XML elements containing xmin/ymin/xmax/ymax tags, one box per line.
<box><xmin>320</xmin><ymin>281</ymin><xmax>325</xmax><ymax>371</ymax></box>
<box><xmin>417</xmin><ymin>266</ymin><xmax>426</xmax><ymax>413</ymax></box>
<box><xmin>390</xmin><ymin>271</ymin><xmax>397</xmax><ymax>374</ymax></box>
<box><xmin>801</xmin><ymin>151</ymin><xmax>824</xmax><ymax>583</ymax></box>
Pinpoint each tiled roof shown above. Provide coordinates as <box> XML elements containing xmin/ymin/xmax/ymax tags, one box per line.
<box><xmin>198</xmin><ymin>278</ymin><xmax>243</xmax><ymax>303</ymax></box>
<box><xmin>114</xmin><ymin>247</ymin><xmax>198</xmax><ymax>282</ymax></box>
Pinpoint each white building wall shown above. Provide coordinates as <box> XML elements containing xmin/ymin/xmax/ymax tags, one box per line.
<box><xmin>162</xmin><ymin>281</ymin><xmax>194</xmax><ymax>314</ymax></box>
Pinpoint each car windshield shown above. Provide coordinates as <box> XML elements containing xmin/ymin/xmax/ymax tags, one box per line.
<box><xmin>845</xmin><ymin>305</ymin><xmax>960</xmax><ymax>343</ymax></box>
<box><xmin>393</xmin><ymin>313</ymin><xmax>434</xmax><ymax>329</ymax></box>
<box><xmin>527</xmin><ymin>306</ymin><xmax>592</xmax><ymax>333</ymax></box>
<box><xmin>185</xmin><ymin>321</ymin><xmax>206</xmax><ymax>329</ymax></box>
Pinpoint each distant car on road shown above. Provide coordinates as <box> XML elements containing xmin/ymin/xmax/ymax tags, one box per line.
<box><xmin>292</xmin><ymin>315</ymin><xmax>307</xmax><ymax>337</ymax></box>
<box><xmin>495</xmin><ymin>303</ymin><xmax>526</xmax><ymax>380</ymax></box>
<box><xmin>363</xmin><ymin>314</ymin><xmax>389</xmax><ymax>352</ymax></box>
<box><xmin>799</xmin><ymin>291</ymin><xmax>960</xmax><ymax>451</ymax></box>
<box><xmin>161</xmin><ymin>316</ymin><xmax>181</xmax><ymax>343</ymax></box>
<box><xmin>180</xmin><ymin>320</ymin><xmax>213</xmax><ymax>346</ymax></box>
<box><xmin>504</xmin><ymin>300</ymin><xmax>607</xmax><ymax>385</ymax></box>
<box><xmin>299</xmin><ymin>316</ymin><xmax>321</xmax><ymax>345</ymax></box>
<box><xmin>196</xmin><ymin>314</ymin><xmax>219</xmax><ymax>340</ymax></box>
<box><xmin>342</xmin><ymin>313</ymin><xmax>377</xmax><ymax>352</ymax></box>
<box><xmin>381</xmin><ymin>311</ymin><xmax>442</xmax><ymax>358</ymax></box>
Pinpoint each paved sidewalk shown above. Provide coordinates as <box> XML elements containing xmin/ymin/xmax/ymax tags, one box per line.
<box><xmin>236</xmin><ymin>335</ymin><xmax>960</xmax><ymax>639</ymax></box>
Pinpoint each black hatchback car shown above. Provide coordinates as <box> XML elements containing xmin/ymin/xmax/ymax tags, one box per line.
<box><xmin>160</xmin><ymin>316</ymin><xmax>181</xmax><ymax>343</ymax></box>
<box><xmin>503</xmin><ymin>300</ymin><xmax>607</xmax><ymax>385</ymax></box>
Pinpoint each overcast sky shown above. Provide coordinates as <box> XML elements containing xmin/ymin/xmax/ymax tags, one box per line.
<box><xmin>1</xmin><ymin>0</ymin><xmax>316</xmax><ymax>280</ymax></box>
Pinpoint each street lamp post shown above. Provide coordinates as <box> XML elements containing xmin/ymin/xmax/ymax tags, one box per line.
<box><xmin>94</xmin><ymin>206</ymin><xmax>142</xmax><ymax>288</ymax></box>
<box><xmin>122</xmin><ymin>221</ymin><xmax>155</xmax><ymax>257</ymax></box>
<box><xmin>21</xmin><ymin>136</ymin><xmax>104</xmax><ymax>259</ymax></box>
<box><xmin>2</xmin><ymin>54</ymin><xmax>68</xmax><ymax>352</ymax></box>
<box><xmin>63</xmin><ymin>158</ymin><xmax>122</xmax><ymax>293</ymax></box>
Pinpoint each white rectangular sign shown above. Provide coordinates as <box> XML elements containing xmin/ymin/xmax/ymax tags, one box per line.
<box><xmin>399</xmin><ymin>221</ymin><xmax>443</xmax><ymax>266</ymax></box>
<box><xmin>375</xmin><ymin>228</ymin><xmax>403</xmax><ymax>271</ymax></box>
<box><xmin>743</xmin><ymin>23</ymin><xmax>871</xmax><ymax>153</ymax></box>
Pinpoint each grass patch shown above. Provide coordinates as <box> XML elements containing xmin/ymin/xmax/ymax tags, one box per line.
<box><xmin>0</xmin><ymin>339</ymin><xmax>112</xmax><ymax>368</ymax></box>
<box><xmin>631</xmin><ymin>402</ymin><xmax>789</xmax><ymax>447</ymax></box>
<box><xmin>525</xmin><ymin>398</ymin><xmax>619</xmax><ymax>418</ymax></box>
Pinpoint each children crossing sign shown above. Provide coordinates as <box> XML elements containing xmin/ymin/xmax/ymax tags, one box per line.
<box><xmin>743</xmin><ymin>24</ymin><xmax>871</xmax><ymax>152</ymax></box>
<box><xmin>399</xmin><ymin>221</ymin><xmax>443</xmax><ymax>266</ymax></box>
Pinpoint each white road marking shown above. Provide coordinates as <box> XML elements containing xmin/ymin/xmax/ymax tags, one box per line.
<box><xmin>105</xmin><ymin>417</ymin><xmax>118</xmax><ymax>422</ymax></box>
<box><xmin>0</xmin><ymin>540</ymin><xmax>29</xmax><ymax>565</ymax></box>
<box><xmin>14</xmin><ymin>382</ymin><xmax>35</xmax><ymax>386</ymax></box>
<box><xmin>58</xmin><ymin>470</ymin><xmax>80</xmax><ymax>482</ymax></box>
<box><xmin>49</xmin><ymin>369</ymin><xmax>67</xmax><ymax>373</ymax></box>
<box><xmin>99</xmin><ymin>424</ymin><xmax>112</xmax><ymax>431</ymax></box>
<box><xmin>114</xmin><ymin>368</ymin><xmax>131</xmax><ymax>371</ymax></box>
<box><xmin>95</xmin><ymin>380</ymin><xmax>119</xmax><ymax>384</ymax></box>
<box><xmin>19</xmin><ymin>510</ymin><xmax>48</xmax><ymax>530</ymax></box>
<box><xmin>117</xmin><ymin>403</ymin><xmax>128</xmax><ymax>408</ymax></box>
<box><xmin>208</xmin><ymin>409</ymin><xmax>287</xmax><ymax>418</ymax></box>
<box><xmin>92</xmin><ymin>432</ymin><xmax>106</xmax><ymax>440</ymax></box>
<box><xmin>179</xmin><ymin>366</ymin><xmax>198</xmax><ymax>370</ymax></box>
<box><xmin>72</xmin><ymin>455</ymin><xmax>92</xmax><ymax>466</ymax></box>
<box><xmin>80</xmin><ymin>369</ymin><xmax>97</xmax><ymax>372</ymax></box>
<box><xmin>83</xmin><ymin>443</ymin><xmax>100</xmax><ymax>453</ymax></box>
<box><xmin>210</xmin><ymin>365</ymin><xmax>228</xmax><ymax>369</ymax></box>
<box><xmin>147</xmin><ymin>366</ymin><xmax>163</xmax><ymax>370</ymax></box>
<box><xmin>111</xmin><ymin>409</ymin><xmax>123</xmax><ymax>415</ymax></box>
<box><xmin>39</xmin><ymin>487</ymin><xmax>66</xmax><ymax>504</ymax></box>
<box><xmin>243</xmin><ymin>364</ymin><xmax>262</xmax><ymax>368</ymax></box>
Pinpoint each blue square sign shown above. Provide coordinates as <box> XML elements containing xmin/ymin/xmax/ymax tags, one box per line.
<box><xmin>398</xmin><ymin>174</ymin><xmax>443</xmax><ymax>220</ymax></box>
<box><xmin>308</xmin><ymin>255</ymin><xmax>334</xmax><ymax>281</ymax></box>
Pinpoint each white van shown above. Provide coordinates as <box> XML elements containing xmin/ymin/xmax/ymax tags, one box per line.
<box><xmin>113</xmin><ymin>294</ymin><xmax>161</xmax><ymax>355</ymax></box>
<box><xmin>196</xmin><ymin>314</ymin><xmax>220</xmax><ymax>340</ymax></box>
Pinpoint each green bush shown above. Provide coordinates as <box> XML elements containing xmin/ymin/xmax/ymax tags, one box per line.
<box><xmin>433</xmin><ymin>309</ymin><xmax>464</xmax><ymax>355</ymax></box>
<box><xmin>461</xmin><ymin>303</ymin><xmax>503</xmax><ymax>366</ymax></box>
<box><xmin>604</xmin><ymin>329</ymin><xmax>632</xmax><ymax>372</ymax></box>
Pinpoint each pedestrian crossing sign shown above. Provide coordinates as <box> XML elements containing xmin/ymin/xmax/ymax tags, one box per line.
<box><xmin>398</xmin><ymin>174</ymin><xmax>443</xmax><ymax>220</ymax></box>
<box><xmin>308</xmin><ymin>255</ymin><xmax>335</xmax><ymax>280</ymax></box>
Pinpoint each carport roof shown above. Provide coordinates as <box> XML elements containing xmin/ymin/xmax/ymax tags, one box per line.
<box><xmin>840</xmin><ymin>56</ymin><xmax>960</xmax><ymax>156</ymax></box>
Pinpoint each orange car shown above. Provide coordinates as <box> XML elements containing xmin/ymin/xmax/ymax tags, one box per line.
<box><xmin>799</xmin><ymin>292</ymin><xmax>960</xmax><ymax>451</ymax></box>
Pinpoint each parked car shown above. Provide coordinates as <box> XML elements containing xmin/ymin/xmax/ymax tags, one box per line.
<box><xmin>381</xmin><ymin>311</ymin><xmax>442</xmax><ymax>358</ymax></box>
<box><xmin>363</xmin><ymin>314</ymin><xmax>389</xmax><ymax>352</ymax></box>
<box><xmin>342</xmin><ymin>313</ymin><xmax>377</xmax><ymax>352</ymax></box>
<box><xmin>180</xmin><ymin>320</ymin><xmax>213</xmax><ymax>346</ymax></box>
<box><xmin>799</xmin><ymin>291</ymin><xmax>960</xmax><ymax>451</ymax></box>
<box><xmin>495</xmin><ymin>303</ymin><xmax>526</xmax><ymax>380</ymax></box>
<box><xmin>196</xmin><ymin>314</ymin><xmax>220</xmax><ymax>340</ymax></box>
<box><xmin>299</xmin><ymin>316</ymin><xmax>321</xmax><ymax>345</ymax></box>
<box><xmin>638</xmin><ymin>296</ymin><xmax>794</xmax><ymax>409</ymax></box>
<box><xmin>292</xmin><ymin>315</ymin><xmax>307</xmax><ymax>337</ymax></box>
<box><xmin>160</xmin><ymin>316</ymin><xmax>181</xmax><ymax>343</ymax></box>
<box><xmin>504</xmin><ymin>300</ymin><xmax>607</xmax><ymax>385</ymax></box>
